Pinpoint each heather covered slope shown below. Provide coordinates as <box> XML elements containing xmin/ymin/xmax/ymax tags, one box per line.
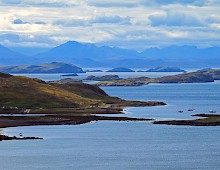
<box><xmin>0</xmin><ymin>74</ymin><xmax>105</xmax><ymax>108</ymax></box>
<box><xmin>0</xmin><ymin>73</ymin><xmax>165</xmax><ymax>110</ymax></box>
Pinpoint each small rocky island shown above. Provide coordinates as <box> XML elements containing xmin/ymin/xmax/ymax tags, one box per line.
<box><xmin>98</xmin><ymin>69</ymin><xmax>220</xmax><ymax>86</ymax></box>
<box><xmin>84</xmin><ymin>69</ymin><xmax>103</xmax><ymax>72</ymax></box>
<box><xmin>154</xmin><ymin>114</ymin><xmax>220</xmax><ymax>126</ymax></box>
<box><xmin>146</xmin><ymin>66</ymin><xmax>186</xmax><ymax>72</ymax></box>
<box><xmin>85</xmin><ymin>75</ymin><xmax>121</xmax><ymax>81</ymax></box>
<box><xmin>107</xmin><ymin>67</ymin><xmax>135</xmax><ymax>72</ymax></box>
<box><xmin>61</xmin><ymin>73</ymin><xmax>78</xmax><ymax>76</ymax></box>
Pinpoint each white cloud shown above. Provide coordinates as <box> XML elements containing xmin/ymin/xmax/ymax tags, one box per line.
<box><xmin>12</xmin><ymin>18</ymin><xmax>28</xmax><ymax>24</ymax></box>
<box><xmin>0</xmin><ymin>0</ymin><xmax>219</xmax><ymax>49</ymax></box>
<box><xmin>149</xmin><ymin>11</ymin><xmax>205</xmax><ymax>27</ymax></box>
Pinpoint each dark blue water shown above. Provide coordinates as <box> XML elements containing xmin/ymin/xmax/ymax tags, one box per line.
<box><xmin>0</xmin><ymin>75</ymin><xmax>220</xmax><ymax>170</ymax></box>
<box><xmin>102</xmin><ymin>81</ymin><xmax>220</xmax><ymax>120</ymax></box>
<box><xmin>13</xmin><ymin>71</ymin><xmax>181</xmax><ymax>81</ymax></box>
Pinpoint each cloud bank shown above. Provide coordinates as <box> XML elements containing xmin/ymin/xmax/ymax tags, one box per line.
<box><xmin>0</xmin><ymin>0</ymin><xmax>220</xmax><ymax>50</ymax></box>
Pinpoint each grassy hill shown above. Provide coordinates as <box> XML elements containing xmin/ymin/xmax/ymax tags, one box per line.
<box><xmin>0</xmin><ymin>72</ymin><xmax>165</xmax><ymax>111</ymax></box>
<box><xmin>0</xmin><ymin>73</ymin><xmax>108</xmax><ymax>108</ymax></box>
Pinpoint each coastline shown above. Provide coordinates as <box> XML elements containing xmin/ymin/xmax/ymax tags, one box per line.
<box><xmin>1</xmin><ymin>111</ymin><xmax>220</xmax><ymax>141</ymax></box>
<box><xmin>0</xmin><ymin>102</ymin><xmax>164</xmax><ymax>141</ymax></box>
<box><xmin>0</xmin><ymin>101</ymin><xmax>165</xmax><ymax>128</ymax></box>
<box><xmin>153</xmin><ymin>114</ymin><xmax>220</xmax><ymax>126</ymax></box>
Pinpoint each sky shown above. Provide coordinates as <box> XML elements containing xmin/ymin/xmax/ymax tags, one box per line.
<box><xmin>0</xmin><ymin>0</ymin><xmax>220</xmax><ymax>51</ymax></box>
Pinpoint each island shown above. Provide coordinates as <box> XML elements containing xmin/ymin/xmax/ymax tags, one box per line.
<box><xmin>146</xmin><ymin>66</ymin><xmax>186</xmax><ymax>72</ymax></box>
<box><xmin>107</xmin><ymin>67</ymin><xmax>135</xmax><ymax>72</ymax></box>
<box><xmin>85</xmin><ymin>75</ymin><xmax>121</xmax><ymax>81</ymax></box>
<box><xmin>0</xmin><ymin>62</ymin><xmax>85</xmax><ymax>74</ymax></box>
<box><xmin>0</xmin><ymin>72</ymin><xmax>166</xmax><ymax>140</ymax></box>
<box><xmin>61</xmin><ymin>73</ymin><xmax>78</xmax><ymax>76</ymax></box>
<box><xmin>153</xmin><ymin>114</ymin><xmax>220</xmax><ymax>126</ymax></box>
<box><xmin>84</xmin><ymin>69</ymin><xmax>103</xmax><ymax>72</ymax></box>
<box><xmin>98</xmin><ymin>69</ymin><xmax>220</xmax><ymax>86</ymax></box>
<box><xmin>197</xmin><ymin>68</ymin><xmax>220</xmax><ymax>80</ymax></box>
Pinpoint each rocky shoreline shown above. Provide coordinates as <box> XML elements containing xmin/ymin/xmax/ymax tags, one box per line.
<box><xmin>0</xmin><ymin>114</ymin><xmax>154</xmax><ymax>141</ymax></box>
<box><xmin>98</xmin><ymin>69</ymin><xmax>220</xmax><ymax>86</ymax></box>
<box><xmin>0</xmin><ymin>101</ymin><xmax>165</xmax><ymax>141</ymax></box>
<box><xmin>0</xmin><ymin>135</ymin><xmax>43</xmax><ymax>141</ymax></box>
<box><xmin>153</xmin><ymin>114</ymin><xmax>220</xmax><ymax>126</ymax></box>
<box><xmin>1</xmin><ymin>112</ymin><xmax>219</xmax><ymax>141</ymax></box>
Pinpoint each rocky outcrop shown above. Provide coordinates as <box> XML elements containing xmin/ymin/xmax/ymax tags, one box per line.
<box><xmin>0</xmin><ymin>72</ymin><xmax>12</xmax><ymax>78</ymax></box>
<box><xmin>153</xmin><ymin>114</ymin><xmax>220</xmax><ymax>126</ymax></box>
<box><xmin>85</xmin><ymin>75</ymin><xmax>121</xmax><ymax>81</ymax></box>
<box><xmin>61</xmin><ymin>73</ymin><xmax>78</xmax><ymax>76</ymax></box>
<box><xmin>49</xmin><ymin>78</ymin><xmax>82</xmax><ymax>84</ymax></box>
<box><xmin>0</xmin><ymin>135</ymin><xmax>43</xmax><ymax>141</ymax></box>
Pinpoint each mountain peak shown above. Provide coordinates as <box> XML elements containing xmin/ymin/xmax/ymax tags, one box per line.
<box><xmin>65</xmin><ymin>40</ymin><xmax>81</xmax><ymax>45</ymax></box>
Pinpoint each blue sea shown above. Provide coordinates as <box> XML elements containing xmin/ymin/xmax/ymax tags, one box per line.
<box><xmin>0</xmin><ymin>72</ymin><xmax>220</xmax><ymax>170</ymax></box>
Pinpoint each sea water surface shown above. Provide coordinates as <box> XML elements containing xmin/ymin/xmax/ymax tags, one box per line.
<box><xmin>0</xmin><ymin>73</ymin><xmax>220</xmax><ymax>170</ymax></box>
<box><xmin>12</xmin><ymin>70</ymin><xmax>183</xmax><ymax>81</ymax></box>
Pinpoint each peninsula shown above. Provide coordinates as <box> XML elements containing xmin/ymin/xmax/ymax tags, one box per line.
<box><xmin>98</xmin><ymin>69</ymin><xmax>220</xmax><ymax>86</ymax></box>
<box><xmin>153</xmin><ymin>114</ymin><xmax>220</xmax><ymax>126</ymax></box>
<box><xmin>0</xmin><ymin>72</ymin><xmax>165</xmax><ymax>141</ymax></box>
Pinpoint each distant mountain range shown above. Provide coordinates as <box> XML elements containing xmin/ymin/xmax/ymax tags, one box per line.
<box><xmin>1</xmin><ymin>41</ymin><xmax>220</xmax><ymax>68</ymax></box>
<box><xmin>0</xmin><ymin>44</ymin><xmax>37</xmax><ymax>66</ymax></box>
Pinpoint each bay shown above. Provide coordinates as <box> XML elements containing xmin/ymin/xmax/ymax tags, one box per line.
<box><xmin>0</xmin><ymin>73</ymin><xmax>219</xmax><ymax>170</ymax></box>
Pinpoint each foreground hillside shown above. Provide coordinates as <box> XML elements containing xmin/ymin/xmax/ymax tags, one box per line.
<box><xmin>0</xmin><ymin>72</ymin><xmax>165</xmax><ymax>111</ymax></box>
<box><xmin>0</xmin><ymin>72</ymin><xmax>166</xmax><ymax>137</ymax></box>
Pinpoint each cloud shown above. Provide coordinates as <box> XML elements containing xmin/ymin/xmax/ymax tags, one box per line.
<box><xmin>0</xmin><ymin>0</ymin><xmax>217</xmax><ymax>8</ymax></box>
<box><xmin>206</xmin><ymin>15</ymin><xmax>220</xmax><ymax>24</ymax></box>
<box><xmin>12</xmin><ymin>18</ymin><xmax>28</xmax><ymax>24</ymax></box>
<box><xmin>149</xmin><ymin>11</ymin><xmax>204</xmax><ymax>27</ymax></box>
<box><xmin>34</xmin><ymin>21</ymin><xmax>47</xmax><ymax>25</ymax></box>
<box><xmin>53</xmin><ymin>19</ymin><xmax>87</xmax><ymax>27</ymax></box>
<box><xmin>0</xmin><ymin>0</ymin><xmax>220</xmax><ymax>50</ymax></box>
<box><xmin>153</xmin><ymin>0</ymin><xmax>207</xmax><ymax>6</ymax></box>
<box><xmin>53</xmin><ymin>15</ymin><xmax>131</xmax><ymax>27</ymax></box>
<box><xmin>93</xmin><ymin>16</ymin><xmax>131</xmax><ymax>24</ymax></box>
<box><xmin>0</xmin><ymin>0</ymin><xmax>21</xmax><ymax>5</ymax></box>
<box><xmin>0</xmin><ymin>0</ymin><xmax>82</xmax><ymax>7</ymax></box>
<box><xmin>0</xmin><ymin>32</ymin><xmax>58</xmax><ymax>47</ymax></box>
<box><xmin>86</xmin><ymin>0</ymin><xmax>138</xmax><ymax>8</ymax></box>
<box><xmin>87</xmin><ymin>0</ymin><xmax>208</xmax><ymax>8</ymax></box>
<box><xmin>0</xmin><ymin>33</ymin><xmax>20</xmax><ymax>42</ymax></box>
